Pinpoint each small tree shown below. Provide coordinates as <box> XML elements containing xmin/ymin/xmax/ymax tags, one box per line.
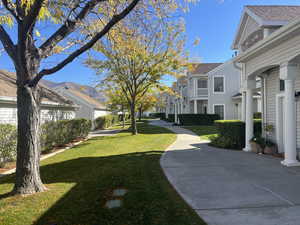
<box><xmin>86</xmin><ymin>17</ymin><xmax>187</xmax><ymax>134</ymax></box>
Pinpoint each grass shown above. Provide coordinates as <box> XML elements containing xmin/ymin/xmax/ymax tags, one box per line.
<box><xmin>0</xmin><ymin>121</ymin><xmax>206</xmax><ymax>225</ymax></box>
<box><xmin>183</xmin><ymin>125</ymin><xmax>218</xmax><ymax>141</ymax></box>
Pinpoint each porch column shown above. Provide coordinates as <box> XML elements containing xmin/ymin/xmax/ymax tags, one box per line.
<box><xmin>280</xmin><ymin>63</ymin><xmax>300</xmax><ymax>166</ymax></box>
<box><xmin>241</xmin><ymin>91</ymin><xmax>246</xmax><ymax>122</ymax></box>
<box><xmin>244</xmin><ymin>79</ymin><xmax>255</xmax><ymax>152</ymax></box>
<box><xmin>194</xmin><ymin>100</ymin><xmax>197</xmax><ymax>114</ymax></box>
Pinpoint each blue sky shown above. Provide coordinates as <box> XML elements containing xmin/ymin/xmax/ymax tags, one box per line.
<box><xmin>1</xmin><ymin>0</ymin><xmax>300</xmax><ymax>86</ymax></box>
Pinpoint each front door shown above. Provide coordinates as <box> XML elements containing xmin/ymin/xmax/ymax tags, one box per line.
<box><xmin>276</xmin><ymin>95</ymin><xmax>285</xmax><ymax>153</ymax></box>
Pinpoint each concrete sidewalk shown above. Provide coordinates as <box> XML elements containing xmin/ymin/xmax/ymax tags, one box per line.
<box><xmin>150</xmin><ymin>120</ymin><xmax>300</xmax><ymax>225</ymax></box>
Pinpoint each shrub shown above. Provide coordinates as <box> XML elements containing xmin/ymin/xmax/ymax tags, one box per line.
<box><xmin>165</xmin><ymin>114</ymin><xmax>175</xmax><ymax>123</ymax></box>
<box><xmin>211</xmin><ymin>119</ymin><xmax>262</xmax><ymax>150</ymax></box>
<box><xmin>0</xmin><ymin>124</ymin><xmax>17</xmax><ymax>168</ymax></box>
<box><xmin>178</xmin><ymin>114</ymin><xmax>220</xmax><ymax>126</ymax></box>
<box><xmin>149</xmin><ymin>113</ymin><xmax>166</xmax><ymax>120</ymax></box>
<box><xmin>41</xmin><ymin>118</ymin><xmax>91</xmax><ymax>152</ymax></box>
<box><xmin>94</xmin><ymin>114</ymin><xmax>124</xmax><ymax>130</ymax></box>
<box><xmin>254</xmin><ymin>112</ymin><xmax>262</xmax><ymax>119</ymax></box>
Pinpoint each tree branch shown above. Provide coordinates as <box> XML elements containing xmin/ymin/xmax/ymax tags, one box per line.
<box><xmin>0</xmin><ymin>25</ymin><xmax>16</xmax><ymax>61</ymax></box>
<box><xmin>33</xmin><ymin>0</ymin><xmax>140</xmax><ymax>85</ymax></box>
<box><xmin>1</xmin><ymin>0</ymin><xmax>20</xmax><ymax>21</ymax></box>
<box><xmin>39</xmin><ymin>0</ymin><xmax>105</xmax><ymax>58</ymax></box>
<box><xmin>23</xmin><ymin>0</ymin><xmax>45</xmax><ymax>33</ymax></box>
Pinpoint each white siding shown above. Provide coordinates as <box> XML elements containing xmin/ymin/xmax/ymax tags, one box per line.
<box><xmin>265</xmin><ymin>69</ymin><xmax>280</xmax><ymax>142</ymax></box>
<box><xmin>245</xmin><ymin>33</ymin><xmax>300</xmax><ymax>77</ymax></box>
<box><xmin>0</xmin><ymin>107</ymin><xmax>17</xmax><ymax>125</ymax></box>
<box><xmin>240</xmin><ymin>16</ymin><xmax>260</xmax><ymax>46</ymax></box>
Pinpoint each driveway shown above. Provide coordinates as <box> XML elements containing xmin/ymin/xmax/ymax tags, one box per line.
<box><xmin>151</xmin><ymin>120</ymin><xmax>300</xmax><ymax>225</ymax></box>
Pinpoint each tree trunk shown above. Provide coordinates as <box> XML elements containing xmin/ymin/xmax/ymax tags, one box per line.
<box><xmin>122</xmin><ymin>105</ymin><xmax>125</xmax><ymax>128</ymax></box>
<box><xmin>13</xmin><ymin>80</ymin><xmax>46</xmax><ymax>195</ymax></box>
<box><xmin>130</xmin><ymin>103</ymin><xmax>137</xmax><ymax>135</ymax></box>
<box><xmin>138</xmin><ymin>107</ymin><xmax>142</xmax><ymax>121</ymax></box>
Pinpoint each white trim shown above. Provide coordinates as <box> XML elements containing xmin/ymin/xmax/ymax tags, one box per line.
<box><xmin>213</xmin><ymin>75</ymin><xmax>225</xmax><ymax>94</ymax></box>
<box><xmin>213</xmin><ymin>104</ymin><xmax>226</xmax><ymax>120</ymax></box>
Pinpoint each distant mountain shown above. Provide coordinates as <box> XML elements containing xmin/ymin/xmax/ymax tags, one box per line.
<box><xmin>40</xmin><ymin>80</ymin><xmax>106</xmax><ymax>102</ymax></box>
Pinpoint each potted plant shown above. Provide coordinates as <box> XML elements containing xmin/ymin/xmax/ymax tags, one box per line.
<box><xmin>264</xmin><ymin>140</ymin><xmax>278</xmax><ymax>155</ymax></box>
<box><xmin>250</xmin><ymin>137</ymin><xmax>261</xmax><ymax>153</ymax></box>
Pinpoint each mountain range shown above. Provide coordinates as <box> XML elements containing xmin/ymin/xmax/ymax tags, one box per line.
<box><xmin>40</xmin><ymin>80</ymin><xmax>106</xmax><ymax>102</ymax></box>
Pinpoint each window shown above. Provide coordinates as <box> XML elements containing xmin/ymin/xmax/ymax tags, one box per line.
<box><xmin>214</xmin><ymin>76</ymin><xmax>224</xmax><ymax>93</ymax></box>
<box><xmin>214</xmin><ymin>105</ymin><xmax>225</xmax><ymax>120</ymax></box>
<box><xmin>197</xmin><ymin>78</ymin><xmax>207</xmax><ymax>89</ymax></box>
<box><xmin>280</xmin><ymin>79</ymin><xmax>285</xmax><ymax>91</ymax></box>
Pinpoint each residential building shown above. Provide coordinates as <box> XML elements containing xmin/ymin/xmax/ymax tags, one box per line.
<box><xmin>54</xmin><ymin>86</ymin><xmax>110</xmax><ymax>128</ymax></box>
<box><xmin>0</xmin><ymin>70</ymin><xmax>77</xmax><ymax>125</ymax></box>
<box><xmin>187</xmin><ymin>63</ymin><xmax>222</xmax><ymax>115</ymax></box>
<box><xmin>233</xmin><ymin>5</ymin><xmax>300</xmax><ymax>166</ymax></box>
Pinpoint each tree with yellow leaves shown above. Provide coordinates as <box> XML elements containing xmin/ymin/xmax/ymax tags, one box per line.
<box><xmin>86</xmin><ymin>15</ymin><xmax>187</xmax><ymax>134</ymax></box>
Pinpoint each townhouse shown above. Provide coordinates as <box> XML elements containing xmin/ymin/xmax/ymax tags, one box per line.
<box><xmin>233</xmin><ymin>5</ymin><xmax>300</xmax><ymax>166</ymax></box>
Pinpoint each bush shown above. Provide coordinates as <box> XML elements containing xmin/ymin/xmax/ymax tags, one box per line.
<box><xmin>0</xmin><ymin>124</ymin><xmax>17</xmax><ymax>168</ymax></box>
<box><xmin>211</xmin><ymin>119</ymin><xmax>262</xmax><ymax>150</ymax></box>
<box><xmin>94</xmin><ymin>114</ymin><xmax>128</xmax><ymax>130</ymax></box>
<box><xmin>178</xmin><ymin>114</ymin><xmax>220</xmax><ymax>126</ymax></box>
<box><xmin>42</xmin><ymin>118</ymin><xmax>91</xmax><ymax>152</ymax></box>
<box><xmin>254</xmin><ymin>112</ymin><xmax>262</xmax><ymax>119</ymax></box>
<box><xmin>165</xmin><ymin>114</ymin><xmax>175</xmax><ymax>123</ymax></box>
<box><xmin>149</xmin><ymin>113</ymin><xmax>166</xmax><ymax>120</ymax></box>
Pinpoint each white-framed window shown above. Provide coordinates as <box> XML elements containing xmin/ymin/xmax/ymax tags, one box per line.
<box><xmin>213</xmin><ymin>76</ymin><xmax>225</xmax><ymax>93</ymax></box>
<box><xmin>197</xmin><ymin>78</ymin><xmax>207</xmax><ymax>89</ymax></box>
<box><xmin>213</xmin><ymin>104</ymin><xmax>225</xmax><ymax>120</ymax></box>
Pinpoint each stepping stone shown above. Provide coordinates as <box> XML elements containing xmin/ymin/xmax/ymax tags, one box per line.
<box><xmin>105</xmin><ymin>199</ymin><xmax>122</xmax><ymax>209</ymax></box>
<box><xmin>112</xmin><ymin>189</ymin><xmax>127</xmax><ymax>197</ymax></box>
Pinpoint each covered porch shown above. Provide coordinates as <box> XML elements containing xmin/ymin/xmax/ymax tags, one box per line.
<box><xmin>236</xmin><ymin>20</ymin><xmax>300</xmax><ymax>166</ymax></box>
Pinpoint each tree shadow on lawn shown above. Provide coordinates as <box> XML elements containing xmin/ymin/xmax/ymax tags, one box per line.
<box><xmin>0</xmin><ymin>124</ymin><xmax>205</xmax><ymax>225</ymax></box>
<box><xmin>1</xmin><ymin>151</ymin><xmax>202</xmax><ymax>225</ymax></box>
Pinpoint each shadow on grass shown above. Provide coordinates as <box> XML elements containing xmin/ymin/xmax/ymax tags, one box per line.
<box><xmin>0</xmin><ymin>122</ymin><xmax>206</xmax><ymax>225</ymax></box>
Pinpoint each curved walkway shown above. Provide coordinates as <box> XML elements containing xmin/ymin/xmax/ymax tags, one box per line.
<box><xmin>150</xmin><ymin>120</ymin><xmax>300</xmax><ymax>225</ymax></box>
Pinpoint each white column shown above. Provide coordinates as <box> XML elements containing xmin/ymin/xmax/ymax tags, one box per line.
<box><xmin>194</xmin><ymin>100</ymin><xmax>197</xmax><ymax>114</ymax></box>
<box><xmin>241</xmin><ymin>91</ymin><xmax>246</xmax><ymax>122</ymax></box>
<box><xmin>281</xmin><ymin>79</ymin><xmax>300</xmax><ymax>166</ymax></box>
<box><xmin>244</xmin><ymin>88</ymin><xmax>253</xmax><ymax>152</ymax></box>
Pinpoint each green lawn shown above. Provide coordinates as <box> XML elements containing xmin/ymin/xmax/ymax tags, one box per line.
<box><xmin>183</xmin><ymin>125</ymin><xmax>218</xmax><ymax>141</ymax></box>
<box><xmin>0</xmin><ymin>121</ymin><xmax>206</xmax><ymax>225</ymax></box>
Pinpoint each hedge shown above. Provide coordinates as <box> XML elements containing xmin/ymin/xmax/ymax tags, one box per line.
<box><xmin>41</xmin><ymin>118</ymin><xmax>92</xmax><ymax>152</ymax></box>
<box><xmin>149</xmin><ymin>113</ymin><xmax>166</xmax><ymax>120</ymax></box>
<box><xmin>0</xmin><ymin>124</ymin><xmax>17</xmax><ymax>168</ymax></box>
<box><xmin>165</xmin><ymin>114</ymin><xmax>175</xmax><ymax>123</ymax></box>
<box><xmin>94</xmin><ymin>114</ymin><xmax>130</xmax><ymax>130</ymax></box>
<box><xmin>0</xmin><ymin>118</ymin><xmax>92</xmax><ymax>167</ymax></box>
<box><xmin>210</xmin><ymin>119</ymin><xmax>262</xmax><ymax>150</ymax></box>
<box><xmin>178</xmin><ymin>114</ymin><xmax>220</xmax><ymax>126</ymax></box>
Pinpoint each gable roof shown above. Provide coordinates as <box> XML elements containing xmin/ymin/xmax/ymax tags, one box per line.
<box><xmin>232</xmin><ymin>5</ymin><xmax>300</xmax><ymax>49</ymax></box>
<box><xmin>247</xmin><ymin>5</ymin><xmax>300</xmax><ymax>24</ymax></box>
<box><xmin>189</xmin><ymin>63</ymin><xmax>222</xmax><ymax>75</ymax></box>
<box><xmin>0</xmin><ymin>70</ymin><xmax>76</xmax><ymax>107</ymax></box>
<box><xmin>59</xmin><ymin>86</ymin><xmax>106</xmax><ymax>110</ymax></box>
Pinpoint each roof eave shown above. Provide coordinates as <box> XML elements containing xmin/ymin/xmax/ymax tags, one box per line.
<box><xmin>235</xmin><ymin>18</ymin><xmax>300</xmax><ymax>63</ymax></box>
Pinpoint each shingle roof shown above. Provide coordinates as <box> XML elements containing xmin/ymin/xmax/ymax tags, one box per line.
<box><xmin>65</xmin><ymin>87</ymin><xmax>106</xmax><ymax>110</ymax></box>
<box><xmin>0</xmin><ymin>70</ymin><xmax>75</xmax><ymax>106</ymax></box>
<box><xmin>189</xmin><ymin>63</ymin><xmax>222</xmax><ymax>75</ymax></box>
<box><xmin>246</xmin><ymin>5</ymin><xmax>300</xmax><ymax>23</ymax></box>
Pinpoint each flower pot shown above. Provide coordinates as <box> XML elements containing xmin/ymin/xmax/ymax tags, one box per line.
<box><xmin>264</xmin><ymin>145</ymin><xmax>277</xmax><ymax>155</ymax></box>
<box><xmin>250</xmin><ymin>141</ymin><xmax>259</xmax><ymax>153</ymax></box>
